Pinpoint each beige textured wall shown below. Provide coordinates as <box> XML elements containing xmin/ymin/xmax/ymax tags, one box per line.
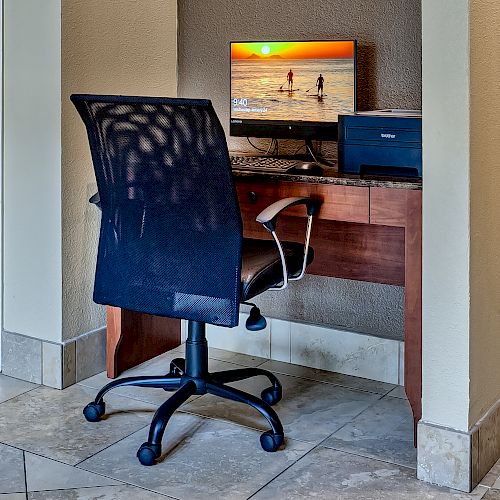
<box><xmin>61</xmin><ymin>0</ymin><xmax>178</xmax><ymax>340</ymax></box>
<box><xmin>469</xmin><ymin>0</ymin><xmax>500</xmax><ymax>426</ymax></box>
<box><xmin>178</xmin><ymin>0</ymin><xmax>422</xmax><ymax>133</ymax></box>
<box><xmin>177</xmin><ymin>0</ymin><xmax>420</xmax><ymax>338</ymax></box>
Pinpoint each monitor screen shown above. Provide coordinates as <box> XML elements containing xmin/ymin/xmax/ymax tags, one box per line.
<box><xmin>230</xmin><ymin>40</ymin><xmax>357</xmax><ymax>141</ymax></box>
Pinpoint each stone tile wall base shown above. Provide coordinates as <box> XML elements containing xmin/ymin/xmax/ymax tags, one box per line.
<box><xmin>418</xmin><ymin>400</ymin><xmax>500</xmax><ymax>492</ymax></box>
<box><xmin>1</xmin><ymin>328</ymin><xmax>106</xmax><ymax>389</ymax></box>
<box><xmin>185</xmin><ymin>312</ymin><xmax>404</xmax><ymax>385</ymax></box>
<box><xmin>417</xmin><ymin>422</ymin><xmax>472</xmax><ymax>492</ymax></box>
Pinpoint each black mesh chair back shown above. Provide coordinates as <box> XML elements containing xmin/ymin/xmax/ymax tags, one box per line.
<box><xmin>71</xmin><ymin>95</ymin><xmax>242</xmax><ymax>327</ymax></box>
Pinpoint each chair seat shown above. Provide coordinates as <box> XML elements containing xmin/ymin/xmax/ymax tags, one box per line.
<box><xmin>241</xmin><ymin>238</ymin><xmax>314</xmax><ymax>301</ymax></box>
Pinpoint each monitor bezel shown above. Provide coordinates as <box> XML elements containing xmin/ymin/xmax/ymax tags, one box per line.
<box><xmin>229</xmin><ymin>39</ymin><xmax>357</xmax><ymax>141</ymax></box>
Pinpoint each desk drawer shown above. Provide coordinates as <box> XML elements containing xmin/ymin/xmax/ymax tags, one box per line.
<box><xmin>235</xmin><ymin>180</ymin><xmax>369</xmax><ymax>224</ymax></box>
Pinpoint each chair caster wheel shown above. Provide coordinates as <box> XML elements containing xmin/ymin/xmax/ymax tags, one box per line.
<box><xmin>83</xmin><ymin>401</ymin><xmax>105</xmax><ymax>422</ymax></box>
<box><xmin>260</xmin><ymin>431</ymin><xmax>284</xmax><ymax>452</ymax></box>
<box><xmin>169</xmin><ymin>358</ymin><xmax>185</xmax><ymax>376</ymax></box>
<box><xmin>137</xmin><ymin>442</ymin><xmax>161</xmax><ymax>466</ymax></box>
<box><xmin>261</xmin><ymin>386</ymin><xmax>282</xmax><ymax>406</ymax></box>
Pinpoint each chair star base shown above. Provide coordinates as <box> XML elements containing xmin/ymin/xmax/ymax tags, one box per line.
<box><xmin>83</xmin><ymin>320</ymin><xmax>285</xmax><ymax>466</ymax></box>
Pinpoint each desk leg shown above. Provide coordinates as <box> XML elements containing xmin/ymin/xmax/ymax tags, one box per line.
<box><xmin>404</xmin><ymin>191</ymin><xmax>422</xmax><ymax>445</ymax></box>
<box><xmin>106</xmin><ymin>306</ymin><xmax>181</xmax><ymax>378</ymax></box>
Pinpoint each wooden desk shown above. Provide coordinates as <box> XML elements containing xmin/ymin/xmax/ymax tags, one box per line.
<box><xmin>106</xmin><ymin>170</ymin><xmax>422</xmax><ymax>436</ymax></box>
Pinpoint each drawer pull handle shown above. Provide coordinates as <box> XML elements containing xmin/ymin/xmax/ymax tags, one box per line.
<box><xmin>248</xmin><ymin>191</ymin><xmax>258</xmax><ymax>204</ymax></box>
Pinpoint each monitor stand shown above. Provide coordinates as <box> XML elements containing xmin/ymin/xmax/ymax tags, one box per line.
<box><xmin>284</xmin><ymin>140</ymin><xmax>326</xmax><ymax>175</ymax></box>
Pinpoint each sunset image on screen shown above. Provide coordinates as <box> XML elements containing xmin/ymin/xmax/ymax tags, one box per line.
<box><xmin>231</xmin><ymin>41</ymin><xmax>355</xmax><ymax>60</ymax></box>
<box><xmin>231</xmin><ymin>41</ymin><xmax>356</xmax><ymax>123</ymax></box>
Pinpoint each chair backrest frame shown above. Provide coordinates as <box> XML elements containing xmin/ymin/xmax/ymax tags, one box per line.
<box><xmin>71</xmin><ymin>94</ymin><xmax>242</xmax><ymax>327</ymax></box>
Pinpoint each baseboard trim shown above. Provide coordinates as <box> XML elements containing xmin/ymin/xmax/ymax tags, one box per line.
<box><xmin>418</xmin><ymin>399</ymin><xmax>500</xmax><ymax>492</ymax></box>
<box><xmin>1</xmin><ymin>328</ymin><xmax>106</xmax><ymax>389</ymax></box>
<box><xmin>199</xmin><ymin>313</ymin><xmax>403</xmax><ymax>385</ymax></box>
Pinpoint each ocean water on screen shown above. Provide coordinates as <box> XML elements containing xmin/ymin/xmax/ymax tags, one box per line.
<box><xmin>231</xmin><ymin>58</ymin><xmax>355</xmax><ymax>123</ymax></box>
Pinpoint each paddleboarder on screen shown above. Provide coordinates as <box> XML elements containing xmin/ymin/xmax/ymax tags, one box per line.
<box><xmin>287</xmin><ymin>69</ymin><xmax>294</xmax><ymax>91</ymax></box>
<box><xmin>316</xmin><ymin>74</ymin><xmax>324</xmax><ymax>98</ymax></box>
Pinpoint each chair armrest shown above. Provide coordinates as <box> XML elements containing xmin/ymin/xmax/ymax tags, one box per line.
<box><xmin>256</xmin><ymin>197</ymin><xmax>322</xmax><ymax>232</ymax></box>
<box><xmin>255</xmin><ymin>196</ymin><xmax>322</xmax><ymax>291</ymax></box>
<box><xmin>89</xmin><ymin>192</ymin><xmax>101</xmax><ymax>209</ymax></box>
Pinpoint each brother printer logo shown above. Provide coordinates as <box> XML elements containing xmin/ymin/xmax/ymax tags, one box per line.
<box><xmin>381</xmin><ymin>133</ymin><xmax>397</xmax><ymax>139</ymax></box>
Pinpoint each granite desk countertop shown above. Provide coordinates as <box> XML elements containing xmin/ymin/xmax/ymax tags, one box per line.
<box><xmin>232</xmin><ymin>164</ymin><xmax>422</xmax><ymax>191</ymax></box>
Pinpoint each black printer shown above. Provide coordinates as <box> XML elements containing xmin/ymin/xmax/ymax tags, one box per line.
<box><xmin>338</xmin><ymin>111</ymin><xmax>422</xmax><ymax>178</ymax></box>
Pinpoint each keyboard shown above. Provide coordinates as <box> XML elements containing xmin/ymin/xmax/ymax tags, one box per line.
<box><xmin>230</xmin><ymin>155</ymin><xmax>303</xmax><ymax>172</ymax></box>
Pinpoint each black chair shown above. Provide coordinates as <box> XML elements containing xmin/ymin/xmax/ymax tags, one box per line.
<box><xmin>71</xmin><ymin>94</ymin><xmax>321</xmax><ymax>466</ymax></box>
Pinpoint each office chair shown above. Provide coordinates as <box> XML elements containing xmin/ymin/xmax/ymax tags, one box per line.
<box><xmin>71</xmin><ymin>94</ymin><xmax>321</xmax><ymax>466</ymax></box>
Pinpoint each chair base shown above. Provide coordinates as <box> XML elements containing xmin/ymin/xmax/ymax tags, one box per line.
<box><xmin>83</xmin><ymin>320</ymin><xmax>284</xmax><ymax>466</ymax></box>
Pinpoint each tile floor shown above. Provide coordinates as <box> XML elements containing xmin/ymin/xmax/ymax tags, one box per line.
<box><xmin>0</xmin><ymin>345</ymin><xmax>498</xmax><ymax>499</ymax></box>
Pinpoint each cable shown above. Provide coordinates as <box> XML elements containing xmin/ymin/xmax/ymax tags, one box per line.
<box><xmin>306</xmin><ymin>142</ymin><xmax>320</xmax><ymax>164</ymax></box>
<box><xmin>265</xmin><ymin>138</ymin><xmax>276</xmax><ymax>155</ymax></box>
<box><xmin>247</xmin><ymin>137</ymin><xmax>275</xmax><ymax>154</ymax></box>
<box><xmin>293</xmin><ymin>142</ymin><xmax>307</xmax><ymax>155</ymax></box>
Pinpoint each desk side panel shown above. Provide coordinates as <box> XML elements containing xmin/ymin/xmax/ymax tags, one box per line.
<box><xmin>106</xmin><ymin>308</ymin><xmax>181</xmax><ymax>378</ymax></box>
<box><xmin>404</xmin><ymin>190</ymin><xmax>423</xmax><ymax>436</ymax></box>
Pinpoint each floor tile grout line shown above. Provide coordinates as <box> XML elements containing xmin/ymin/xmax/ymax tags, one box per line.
<box><xmin>0</xmin><ymin>386</ymin><xmax>41</xmax><ymax>407</ymax></box>
<box><xmin>308</xmin><ymin>392</ymin><xmax>419</xmax><ymax>472</ymax></box>
<box><xmin>320</xmin><ymin>445</ymin><xmax>417</xmax><ymax>473</ymax></box>
<box><xmin>1</xmin><ymin>441</ymin><xmax>180</xmax><ymax>498</ymax></box>
<box><xmin>246</xmin><ymin>441</ymin><xmax>323</xmax><ymax>499</ymax></box>
<box><xmin>25</xmin><ymin>484</ymin><xmax>178</xmax><ymax>499</ymax></box>
<box><xmin>248</xmin><ymin>437</ymin><xmax>420</xmax><ymax>500</ymax></box>
<box><xmin>242</xmin><ymin>365</ymin><xmax>398</xmax><ymax>396</ymax></box>
<box><xmin>75</xmin><ymin>380</ymin><xmax>205</xmax><ymax>406</ymax></box>
<box><xmin>207</xmin><ymin>357</ymin><xmax>269</xmax><ymax>370</ymax></box>
<box><xmin>382</xmin><ymin>384</ymin><xmax>400</xmax><ymax>398</ymax></box>
<box><xmin>0</xmin><ymin>435</ymin><xmax>147</xmax><ymax>481</ymax></box>
<box><xmin>73</xmin><ymin>423</ymin><xmax>151</xmax><ymax>467</ymax></box>
<box><xmin>170</xmin><ymin>407</ymin><xmax>339</xmax><ymax>449</ymax></box>
<box><xmin>173</xmin><ymin>407</ymin><xmax>335</xmax><ymax>449</ymax></box>
<box><xmin>319</xmin><ymin>442</ymin><xmax>417</xmax><ymax>471</ymax></box>
<box><xmin>2</xmin><ymin>433</ymin><xmax>191</xmax><ymax>500</ymax></box>
<box><xmin>28</xmin><ymin>485</ymin><xmax>126</xmax><ymax>494</ymax></box>
<box><xmin>309</xmin><ymin>392</ymin><xmax>386</xmax><ymax>449</ymax></box>
<box><xmin>141</xmin><ymin>379</ymin><xmax>391</xmax><ymax>446</ymax></box>
<box><xmin>22</xmin><ymin>450</ymin><xmax>28</xmax><ymax>496</ymax></box>
<box><xmin>74</xmin><ymin>464</ymin><xmax>182</xmax><ymax>500</ymax></box>
<box><xmin>76</xmin><ymin>376</ymin><xmax>391</xmax><ymax>406</ymax></box>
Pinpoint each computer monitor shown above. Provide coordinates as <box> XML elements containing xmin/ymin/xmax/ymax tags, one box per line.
<box><xmin>230</xmin><ymin>40</ymin><xmax>357</xmax><ymax>142</ymax></box>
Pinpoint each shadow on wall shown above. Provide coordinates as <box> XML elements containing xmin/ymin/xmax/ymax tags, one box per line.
<box><xmin>357</xmin><ymin>43</ymin><xmax>378</xmax><ymax>111</ymax></box>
